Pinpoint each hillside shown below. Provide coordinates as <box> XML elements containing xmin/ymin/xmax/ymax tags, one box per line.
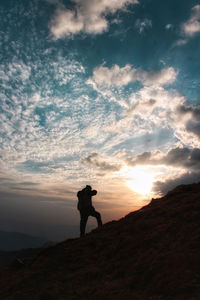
<box><xmin>0</xmin><ymin>248</ymin><xmax>42</xmax><ymax>270</ymax></box>
<box><xmin>0</xmin><ymin>183</ymin><xmax>200</xmax><ymax>299</ymax></box>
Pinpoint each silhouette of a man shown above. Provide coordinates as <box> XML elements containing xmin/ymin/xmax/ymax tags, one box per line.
<box><xmin>77</xmin><ymin>185</ymin><xmax>102</xmax><ymax>237</ymax></box>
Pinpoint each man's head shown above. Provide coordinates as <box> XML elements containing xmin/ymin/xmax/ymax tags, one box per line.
<box><xmin>85</xmin><ymin>185</ymin><xmax>92</xmax><ymax>191</ymax></box>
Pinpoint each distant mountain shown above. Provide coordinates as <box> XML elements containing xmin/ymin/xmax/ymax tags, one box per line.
<box><xmin>0</xmin><ymin>183</ymin><xmax>200</xmax><ymax>299</ymax></box>
<box><xmin>0</xmin><ymin>231</ymin><xmax>50</xmax><ymax>251</ymax></box>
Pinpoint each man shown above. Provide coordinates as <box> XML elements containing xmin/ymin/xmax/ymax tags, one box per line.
<box><xmin>77</xmin><ymin>185</ymin><xmax>102</xmax><ymax>237</ymax></box>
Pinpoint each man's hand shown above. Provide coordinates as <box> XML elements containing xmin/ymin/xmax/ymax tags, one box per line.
<box><xmin>91</xmin><ymin>190</ymin><xmax>97</xmax><ymax>196</ymax></box>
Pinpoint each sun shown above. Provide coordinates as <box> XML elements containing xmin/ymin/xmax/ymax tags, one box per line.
<box><xmin>125</xmin><ymin>167</ymin><xmax>154</xmax><ymax>195</ymax></box>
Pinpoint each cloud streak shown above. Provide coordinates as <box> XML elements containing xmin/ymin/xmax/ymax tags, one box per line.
<box><xmin>88</xmin><ymin>65</ymin><xmax>177</xmax><ymax>88</ymax></box>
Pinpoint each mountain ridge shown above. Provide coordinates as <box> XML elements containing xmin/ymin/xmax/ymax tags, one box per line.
<box><xmin>0</xmin><ymin>183</ymin><xmax>200</xmax><ymax>299</ymax></box>
<box><xmin>0</xmin><ymin>230</ymin><xmax>51</xmax><ymax>252</ymax></box>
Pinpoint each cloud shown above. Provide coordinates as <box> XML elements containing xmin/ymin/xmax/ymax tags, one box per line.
<box><xmin>175</xmin><ymin>5</ymin><xmax>200</xmax><ymax>46</ymax></box>
<box><xmin>186</xmin><ymin>120</ymin><xmax>200</xmax><ymax>138</ymax></box>
<box><xmin>141</xmin><ymin>67</ymin><xmax>177</xmax><ymax>86</ymax></box>
<box><xmin>182</xmin><ymin>5</ymin><xmax>200</xmax><ymax>37</ymax></box>
<box><xmin>0</xmin><ymin>55</ymin><xmax>109</xmax><ymax>188</ymax></box>
<box><xmin>135</xmin><ymin>18</ymin><xmax>152</xmax><ymax>33</ymax></box>
<box><xmin>124</xmin><ymin>147</ymin><xmax>200</xmax><ymax>194</ymax></box>
<box><xmin>125</xmin><ymin>147</ymin><xmax>200</xmax><ymax>171</ymax></box>
<box><xmin>20</xmin><ymin>181</ymin><xmax>39</xmax><ymax>186</ymax></box>
<box><xmin>50</xmin><ymin>6</ymin><xmax>84</xmax><ymax>38</ymax></box>
<box><xmin>88</xmin><ymin>64</ymin><xmax>177</xmax><ymax>88</ymax></box>
<box><xmin>163</xmin><ymin>147</ymin><xmax>200</xmax><ymax>170</ymax></box>
<box><xmin>87</xmin><ymin>63</ymin><xmax>195</xmax><ymax>153</ymax></box>
<box><xmin>0</xmin><ymin>61</ymin><xmax>31</xmax><ymax>84</ymax></box>
<box><xmin>176</xmin><ymin>104</ymin><xmax>200</xmax><ymax>139</ymax></box>
<box><xmin>165</xmin><ymin>24</ymin><xmax>173</xmax><ymax>30</ymax></box>
<box><xmin>0</xmin><ymin>30</ymin><xmax>197</xmax><ymax>201</ymax></box>
<box><xmin>153</xmin><ymin>171</ymin><xmax>200</xmax><ymax>195</ymax></box>
<box><xmin>121</xmin><ymin>85</ymin><xmax>184</xmax><ymax>124</ymax></box>
<box><xmin>173</xmin><ymin>39</ymin><xmax>187</xmax><ymax>47</ymax></box>
<box><xmin>177</xmin><ymin>104</ymin><xmax>200</xmax><ymax>120</ymax></box>
<box><xmin>88</xmin><ymin>64</ymin><xmax>134</xmax><ymax>87</ymax></box>
<box><xmin>123</xmin><ymin>92</ymin><xmax>200</xmax><ymax>147</ymax></box>
<box><xmin>49</xmin><ymin>0</ymin><xmax>139</xmax><ymax>39</ymax></box>
<box><xmin>81</xmin><ymin>153</ymin><xmax>121</xmax><ymax>172</ymax></box>
<box><xmin>125</xmin><ymin>151</ymin><xmax>152</xmax><ymax>166</ymax></box>
<box><xmin>17</xmin><ymin>160</ymin><xmax>55</xmax><ymax>174</ymax></box>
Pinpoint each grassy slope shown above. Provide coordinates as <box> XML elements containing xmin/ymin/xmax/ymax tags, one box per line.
<box><xmin>0</xmin><ymin>183</ymin><xmax>200</xmax><ymax>299</ymax></box>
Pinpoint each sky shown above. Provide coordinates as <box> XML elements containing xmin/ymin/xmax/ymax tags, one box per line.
<box><xmin>0</xmin><ymin>0</ymin><xmax>200</xmax><ymax>241</ymax></box>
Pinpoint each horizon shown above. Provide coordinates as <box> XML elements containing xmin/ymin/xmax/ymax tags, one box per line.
<box><xmin>0</xmin><ymin>0</ymin><xmax>200</xmax><ymax>241</ymax></box>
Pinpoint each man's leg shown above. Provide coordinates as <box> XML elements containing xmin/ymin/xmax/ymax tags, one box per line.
<box><xmin>90</xmin><ymin>207</ymin><xmax>102</xmax><ymax>227</ymax></box>
<box><xmin>80</xmin><ymin>212</ymin><xmax>88</xmax><ymax>237</ymax></box>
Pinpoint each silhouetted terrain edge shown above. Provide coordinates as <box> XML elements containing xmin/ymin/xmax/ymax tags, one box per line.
<box><xmin>0</xmin><ymin>183</ymin><xmax>200</xmax><ymax>299</ymax></box>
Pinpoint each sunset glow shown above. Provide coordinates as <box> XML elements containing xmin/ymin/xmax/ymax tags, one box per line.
<box><xmin>124</xmin><ymin>167</ymin><xmax>154</xmax><ymax>195</ymax></box>
<box><xmin>0</xmin><ymin>0</ymin><xmax>200</xmax><ymax>240</ymax></box>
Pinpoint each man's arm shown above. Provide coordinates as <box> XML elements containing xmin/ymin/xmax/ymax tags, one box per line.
<box><xmin>91</xmin><ymin>190</ymin><xmax>97</xmax><ymax>196</ymax></box>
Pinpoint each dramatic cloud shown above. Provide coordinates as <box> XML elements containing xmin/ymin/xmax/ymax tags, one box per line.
<box><xmin>0</xmin><ymin>56</ymin><xmax>114</xmax><ymax>190</ymax></box>
<box><xmin>1</xmin><ymin>0</ymin><xmax>200</xmax><ymax>240</ymax></box>
<box><xmin>186</xmin><ymin>121</ymin><xmax>200</xmax><ymax>138</ymax></box>
<box><xmin>125</xmin><ymin>147</ymin><xmax>200</xmax><ymax>194</ymax></box>
<box><xmin>49</xmin><ymin>0</ymin><xmax>139</xmax><ymax>39</ymax></box>
<box><xmin>123</xmin><ymin>92</ymin><xmax>200</xmax><ymax>147</ymax></box>
<box><xmin>163</xmin><ymin>147</ymin><xmax>200</xmax><ymax>170</ymax></box>
<box><xmin>125</xmin><ymin>147</ymin><xmax>200</xmax><ymax>171</ymax></box>
<box><xmin>87</xmin><ymin>63</ymin><xmax>197</xmax><ymax>152</ymax></box>
<box><xmin>177</xmin><ymin>104</ymin><xmax>200</xmax><ymax>139</ymax></box>
<box><xmin>153</xmin><ymin>172</ymin><xmax>200</xmax><ymax>195</ymax></box>
<box><xmin>182</xmin><ymin>5</ymin><xmax>200</xmax><ymax>37</ymax></box>
<box><xmin>125</xmin><ymin>151</ymin><xmax>152</xmax><ymax>166</ymax></box>
<box><xmin>177</xmin><ymin>104</ymin><xmax>200</xmax><ymax>120</ymax></box>
<box><xmin>81</xmin><ymin>153</ymin><xmax>121</xmax><ymax>172</ymax></box>
<box><xmin>88</xmin><ymin>65</ymin><xmax>177</xmax><ymax>87</ymax></box>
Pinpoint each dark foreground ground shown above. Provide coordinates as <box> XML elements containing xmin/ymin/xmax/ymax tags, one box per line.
<box><xmin>0</xmin><ymin>183</ymin><xmax>200</xmax><ymax>299</ymax></box>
